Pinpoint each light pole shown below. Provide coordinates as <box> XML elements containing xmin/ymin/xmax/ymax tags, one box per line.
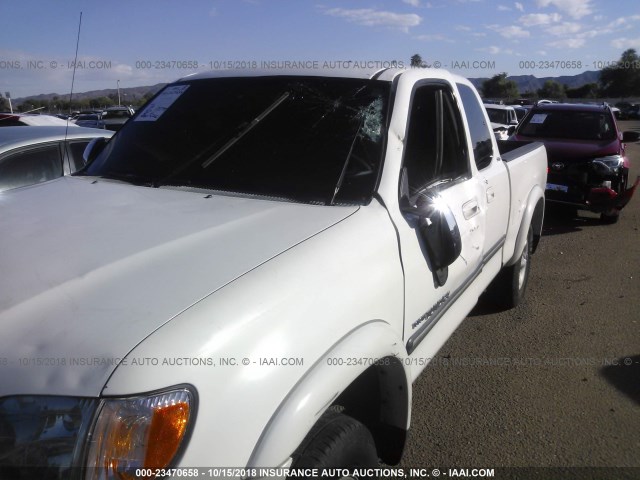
<box><xmin>117</xmin><ymin>80</ymin><xmax>121</xmax><ymax>106</ymax></box>
<box><xmin>3</xmin><ymin>92</ymin><xmax>13</xmax><ymax>113</ymax></box>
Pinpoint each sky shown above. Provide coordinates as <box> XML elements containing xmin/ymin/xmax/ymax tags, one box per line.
<box><xmin>1</xmin><ymin>0</ymin><xmax>639</xmax><ymax>99</ymax></box>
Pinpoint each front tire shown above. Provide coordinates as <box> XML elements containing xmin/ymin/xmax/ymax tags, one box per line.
<box><xmin>291</xmin><ymin>411</ymin><xmax>378</xmax><ymax>478</ymax></box>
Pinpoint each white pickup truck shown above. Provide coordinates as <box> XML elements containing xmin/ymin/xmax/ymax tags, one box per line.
<box><xmin>0</xmin><ymin>68</ymin><xmax>547</xmax><ymax>477</ymax></box>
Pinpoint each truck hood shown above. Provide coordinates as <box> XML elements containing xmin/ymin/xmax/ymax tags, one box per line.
<box><xmin>512</xmin><ymin>136</ymin><xmax>620</xmax><ymax>164</ymax></box>
<box><xmin>0</xmin><ymin>177</ymin><xmax>357</xmax><ymax>397</ymax></box>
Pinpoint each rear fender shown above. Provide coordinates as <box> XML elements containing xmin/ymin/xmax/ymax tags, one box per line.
<box><xmin>506</xmin><ymin>184</ymin><xmax>545</xmax><ymax>266</ymax></box>
<box><xmin>246</xmin><ymin>321</ymin><xmax>410</xmax><ymax>467</ymax></box>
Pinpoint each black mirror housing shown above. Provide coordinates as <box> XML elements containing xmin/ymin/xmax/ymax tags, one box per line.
<box><xmin>417</xmin><ymin>206</ymin><xmax>462</xmax><ymax>271</ymax></box>
<box><xmin>622</xmin><ymin>131</ymin><xmax>640</xmax><ymax>143</ymax></box>
<box><xmin>402</xmin><ymin>193</ymin><xmax>462</xmax><ymax>272</ymax></box>
<box><xmin>83</xmin><ymin>137</ymin><xmax>107</xmax><ymax>165</ymax></box>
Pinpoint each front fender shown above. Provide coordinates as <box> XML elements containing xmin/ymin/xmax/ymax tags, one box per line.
<box><xmin>247</xmin><ymin>320</ymin><xmax>410</xmax><ymax>467</ymax></box>
<box><xmin>100</xmin><ymin>201</ymin><xmax>405</xmax><ymax>467</ymax></box>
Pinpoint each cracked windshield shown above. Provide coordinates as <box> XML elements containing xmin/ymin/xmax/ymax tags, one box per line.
<box><xmin>83</xmin><ymin>77</ymin><xmax>389</xmax><ymax>205</ymax></box>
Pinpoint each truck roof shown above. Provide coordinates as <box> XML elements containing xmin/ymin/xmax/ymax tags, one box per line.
<box><xmin>179</xmin><ymin>67</ymin><xmax>470</xmax><ymax>85</ymax></box>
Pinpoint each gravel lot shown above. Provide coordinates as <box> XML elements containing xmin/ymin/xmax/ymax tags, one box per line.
<box><xmin>398</xmin><ymin>120</ymin><xmax>640</xmax><ymax>478</ymax></box>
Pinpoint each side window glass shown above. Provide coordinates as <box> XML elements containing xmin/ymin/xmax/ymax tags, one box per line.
<box><xmin>403</xmin><ymin>85</ymin><xmax>469</xmax><ymax>196</ymax></box>
<box><xmin>440</xmin><ymin>91</ymin><xmax>469</xmax><ymax>182</ymax></box>
<box><xmin>66</xmin><ymin>140</ymin><xmax>91</xmax><ymax>171</ymax></box>
<box><xmin>0</xmin><ymin>145</ymin><xmax>62</xmax><ymax>192</ymax></box>
<box><xmin>457</xmin><ymin>83</ymin><xmax>494</xmax><ymax>170</ymax></box>
<box><xmin>403</xmin><ymin>87</ymin><xmax>438</xmax><ymax>194</ymax></box>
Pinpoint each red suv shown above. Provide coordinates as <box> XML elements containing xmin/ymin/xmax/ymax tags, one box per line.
<box><xmin>512</xmin><ymin>103</ymin><xmax>640</xmax><ymax>223</ymax></box>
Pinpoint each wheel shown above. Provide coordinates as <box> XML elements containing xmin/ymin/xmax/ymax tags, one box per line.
<box><xmin>600</xmin><ymin>211</ymin><xmax>619</xmax><ymax>224</ymax></box>
<box><xmin>290</xmin><ymin>411</ymin><xmax>378</xmax><ymax>478</ymax></box>
<box><xmin>488</xmin><ymin>225</ymin><xmax>532</xmax><ymax>309</ymax></box>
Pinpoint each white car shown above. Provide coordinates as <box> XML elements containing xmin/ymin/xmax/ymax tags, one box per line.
<box><xmin>0</xmin><ymin>113</ymin><xmax>78</xmax><ymax>127</ymax></box>
<box><xmin>0</xmin><ymin>68</ymin><xmax>547</xmax><ymax>476</ymax></box>
<box><xmin>484</xmin><ymin>104</ymin><xmax>519</xmax><ymax>140</ymax></box>
<box><xmin>0</xmin><ymin>125</ymin><xmax>113</xmax><ymax>191</ymax></box>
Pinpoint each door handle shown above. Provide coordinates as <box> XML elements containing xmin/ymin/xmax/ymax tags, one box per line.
<box><xmin>462</xmin><ymin>199</ymin><xmax>479</xmax><ymax>219</ymax></box>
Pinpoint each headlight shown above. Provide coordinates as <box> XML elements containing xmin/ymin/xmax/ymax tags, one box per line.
<box><xmin>594</xmin><ymin>155</ymin><xmax>623</xmax><ymax>168</ymax></box>
<box><xmin>0</xmin><ymin>396</ymin><xmax>98</xmax><ymax>478</ymax></box>
<box><xmin>0</xmin><ymin>387</ymin><xmax>193</xmax><ymax>479</ymax></box>
<box><xmin>85</xmin><ymin>388</ymin><xmax>193</xmax><ymax>480</ymax></box>
<box><xmin>591</xmin><ymin>155</ymin><xmax>623</xmax><ymax>175</ymax></box>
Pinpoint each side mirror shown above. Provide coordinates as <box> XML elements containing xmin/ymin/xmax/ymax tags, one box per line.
<box><xmin>401</xmin><ymin>192</ymin><xmax>462</xmax><ymax>272</ymax></box>
<box><xmin>507</xmin><ymin>125</ymin><xmax>517</xmax><ymax>136</ymax></box>
<box><xmin>622</xmin><ymin>131</ymin><xmax>640</xmax><ymax>143</ymax></box>
<box><xmin>83</xmin><ymin>137</ymin><xmax>107</xmax><ymax>165</ymax></box>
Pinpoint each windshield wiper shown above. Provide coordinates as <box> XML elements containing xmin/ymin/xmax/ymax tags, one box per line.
<box><xmin>330</xmin><ymin>117</ymin><xmax>365</xmax><ymax>205</ymax></box>
<box><xmin>201</xmin><ymin>92</ymin><xmax>290</xmax><ymax>168</ymax></box>
<box><xmin>153</xmin><ymin>91</ymin><xmax>290</xmax><ymax>187</ymax></box>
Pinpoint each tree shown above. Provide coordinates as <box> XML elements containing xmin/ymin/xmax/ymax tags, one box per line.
<box><xmin>410</xmin><ymin>54</ymin><xmax>423</xmax><ymax>68</ymax></box>
<box><xmin>481</xmin><ymin>73</ymin><xmax>519</xmax><ymax>100</ymax></box>
<box><xmin>566</xmin><ymin>83</ymin><xmax>599</xmax><ymax>99</ymax></box>
<box><xmin>537</xmin><ymin>80</ymin><xmax>566</xmax><ymax>100</ymax></box>
<box><xmin>0</xmin><ymin>97</ymin><xmax>8</xmax><ymax>112</ymax></box>
<box><xmin>90</xmin><ymin>96</ymin><xmax>114</xmax><ymax>109</ymax></box>
<box><xmin>18</xmin><ymin>99</ymin><xmax>45</xmax><ymax>113</ymax></box>
<box><xmin>600</xmin><ymin>49</ymin><xmax>640</xmax><ymax>97</ymax></box>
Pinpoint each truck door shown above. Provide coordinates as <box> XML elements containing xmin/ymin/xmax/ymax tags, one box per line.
<box><xmin>456</xmin><ymin>82</ymin><xmax>510</xmax><ymax>278</ymax></box>
<box><xmin>390</xmin><ymin>82</ymin><xmax>485</xmax><ymax>354</ymax></box>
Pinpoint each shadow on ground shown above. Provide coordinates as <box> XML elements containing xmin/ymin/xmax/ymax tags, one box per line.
<box><xmin>542</xmin><ymin>206</ymin><xmax>603</xmax><ymax>236</ymax></box>
<box><xmin>600</xmin><ymin>354</ymin><xmax>640</xmax><ymax>405</ymax></box>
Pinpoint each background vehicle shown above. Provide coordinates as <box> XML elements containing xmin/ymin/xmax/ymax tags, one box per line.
<box><xmin>512</xmin><ymin>102</ymin><xmax>640</xmax><ymax>222</ymax></box>
<box><xmin>611</xmin><ymin>106</ymin><xmax>622</xmax><ymax>119</ymax></box>
<box><xmin>484</xmin><ymin>104</ymin><xmax>519</xmax><ymax>140</ymax></box>
<box><xmin>0</xmin><ymin>125</ymin><xmax>113</xmax><ymax>192</ymax></box>
<box><xmin>513</xmin><ymin>105</ymin><xmax>531</xmax><ymax>122</ymax></box>
<box><xmin>0</xmin><ymin>68</ymin><xmax>546</xmax><ymax>475</ymax></box>
<box><xmin>74</xmin><ymin>113</ymin><xmax>106</xmax><ymax>129</ymax></box>
<box><xmin>101</xmin><ymin>105</ymin><xmax>134</xmax><ymax>131</ymax></box>
<box><xmin>622</xmin><ymin>104</ymin><xmax>640</xmax><ymax>120</ymax></box>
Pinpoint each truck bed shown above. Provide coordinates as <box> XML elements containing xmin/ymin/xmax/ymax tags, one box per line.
<box><xmin>497</xmin><ymin>139</ymin><xmax>545</xmax><ymax>161</ymax></box>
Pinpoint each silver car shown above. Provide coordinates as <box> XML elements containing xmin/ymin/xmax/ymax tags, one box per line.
<box><xmin>0</xmin><ymin>126</ymin><xmax>113</xmax><ymax>192</ymax></box>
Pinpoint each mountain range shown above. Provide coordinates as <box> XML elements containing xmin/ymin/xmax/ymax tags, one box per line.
<box><xmin>469</xmin><ymin>70</ymin><xmax>600</xmax><ymax>94</ymax></box>
<box><xmin>13</xmin><ymin>84</ymin><xmax>167</xmax><ymax>106</ymax></box>
<box><xmin>14</xmin><ymin>71</ymin><xmax>602</xmax><ymax>105</ymax></box>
